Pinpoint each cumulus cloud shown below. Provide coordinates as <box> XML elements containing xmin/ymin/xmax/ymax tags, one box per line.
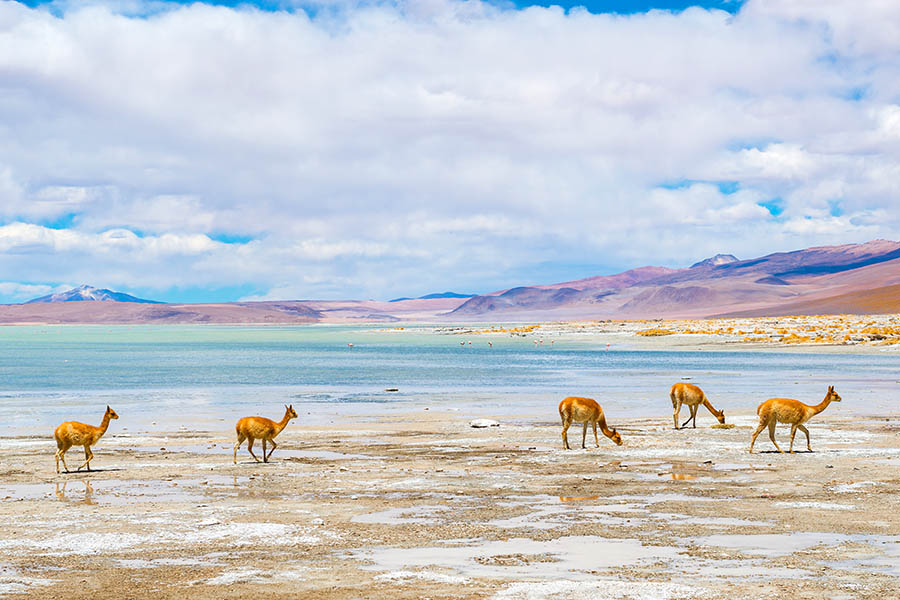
<box><xmin>0</xmin><ymin>0</ymin><xmax>899</xmax><ymax>301</ymax></box>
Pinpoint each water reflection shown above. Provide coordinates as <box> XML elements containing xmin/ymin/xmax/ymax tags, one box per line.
<box><xmin>55</xmin><ymin>480</ymin><xmax>95</xmax><ymax>505</ymax></box>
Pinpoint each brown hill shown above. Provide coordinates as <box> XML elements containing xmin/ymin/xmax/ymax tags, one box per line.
<box><xmin>720</xmin><ymin>283</ymin><xmax>900</xmax><ymax>317</ymax></box>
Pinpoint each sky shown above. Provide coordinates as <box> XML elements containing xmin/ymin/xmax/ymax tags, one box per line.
<box><xmin>1</xmin><ymin>0</ymin><xmax>899</xmax><ymax>303</ymax></box>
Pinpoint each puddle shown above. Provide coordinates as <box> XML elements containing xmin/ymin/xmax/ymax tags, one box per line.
<box><xmin>685</xmin><ymin>560</ymin><xmax>810</xmax><ymax>579</ymax></box>
<box><xmin>651</xmin><ymin>513</ymin><xmax>772</xmax><ymax>528</ymax></box>
<box><xmin>774</xmin><ymin>501</ymin><xmax>855</xmax><ymax>510</ymax></box>
<box><xmin>0</xmin><ymin>475</ymin><xmax>267</xmax><ymax>506</ymax></box>
<box><xmin>492</xmin><ymin>580</ymin><xmax>703</xmax><ymax>600</ymax></box>
<box><xmin>374</xmin><ymin>570</ymin><xmax>470</xmax><ymax>584</ymax></box>
<box><xmin>131</xmin><ymin>444</ymin><xmax>376</xmax><ymax>461</ymax></box>
<box><xmin>352</xmin><ymin>505</ymin><xmax>451</xmax><ymax>525</ymax></box>
<box><xmin>610</xmin><ymin>493</ymin><xmax>720</xmax><ymax>505</ymax></box>
<box><xmin>350</xmin><ymin>536</ymin><xmax>683</xmax><ymax>580</ymax></box>
<box><xmin>490</xmin><ymin>495</ymin><xmax>646</xmax><ymax>530</ymax></box>
<box><xmin>693</xmin><ymin>532</ymin><xmax>855</xmax><ymax>556</ymax></box>
<box><xmin>712</xmin><ymin>463</ymin><xmax>753</xmax><ymax>471</ymax></box>
<box><xmin>0</xmin><ymin>521</ymin><xmax>324</xmax><ymax>557</ymax></box>
<box><xmin>826</xmin><ymin>538</ymin><xmax>900</xmax><ymax>577</ymax></box>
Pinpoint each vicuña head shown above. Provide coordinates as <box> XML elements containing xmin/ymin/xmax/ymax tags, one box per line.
<box><xmin>54</xmin><ymin>405</ymin><xmax>119</xmax><ymax>474</ymax></box>
<box><xmin>558</xmin><ymin>396</ymin><xmax>623</xmax><ymax>450</ymax></box>
<box><xmin>233</xmin><ymin>404</ymin><xmax>298</xmax><ymax>464</ymax></box>
<box><xmin>749</xmin><ymin>385</ymin><xmax>841</xmax><ymax>454</ymax></box>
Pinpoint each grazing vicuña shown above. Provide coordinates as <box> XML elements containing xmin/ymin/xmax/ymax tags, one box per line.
<box><xmin>558</xmin><ymin>396</ymin><xmax>622</xmax><ymax>450</ymax></box>
<box><xmin>670</xmin><ymin>382</ymin><xmax>725</xmax><ymax>429</ymax></box>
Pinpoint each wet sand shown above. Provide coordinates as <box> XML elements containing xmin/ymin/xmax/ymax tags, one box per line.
<box><xmin>2</xmin><ymin>404</ymin><xmax>900</xmax><ymax>599</ymax></box>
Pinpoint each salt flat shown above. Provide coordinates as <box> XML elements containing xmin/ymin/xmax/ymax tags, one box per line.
<box><xmin>1</xmin><ymin>404</ymin><xmax>899</xmax><ymax>599</ymax></box>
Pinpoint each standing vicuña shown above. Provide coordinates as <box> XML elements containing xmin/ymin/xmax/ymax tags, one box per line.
<box><xmin>670</xmin><ymin>382</ymin><xmax>725</xmax><ymax>429</ymax></box>
<box><xmin>234</xmin><ymin>404</ymin><xmax>298</xmax><ymax>464</ymax></box>
<box><xmin>54</xmin><ymin>405</ymin><xmax>119</xmax><ymax>474</ymax></box>
<box><xmin>558</xmin><ymin>396</ymin><xmax>622</xmax><ymax>450</ymax></box>
<box><xmin>749</xmin><ymin>386</ymin><xmax>841</xmax><ymax>453</ymax></box>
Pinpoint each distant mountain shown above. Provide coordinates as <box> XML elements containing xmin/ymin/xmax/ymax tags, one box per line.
<box><xmin>389</xmin><ymin>291</ymin><xmax>476</xmax><ymax>302</ymax></box>
<box><xmin>690</xmin><ymin>254</ymin><xmax>739</xmax><ymax>269</ymax></box>
<box><xmin>26</xmin><ymin>285</ymin><xmax>161</xmax><ymax>304</ymax></box>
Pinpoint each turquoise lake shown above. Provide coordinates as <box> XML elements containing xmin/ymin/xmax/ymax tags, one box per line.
<box><xmin>1</xmin><ymin>325</ymin><xmax>898</xmax><ymax>434</ymax></box>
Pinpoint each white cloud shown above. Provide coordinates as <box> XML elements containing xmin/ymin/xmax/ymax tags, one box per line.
<box><xmin>1</xmin><ymin>0</ymin><xmax>900</xmax><ymax>300</ymax></box>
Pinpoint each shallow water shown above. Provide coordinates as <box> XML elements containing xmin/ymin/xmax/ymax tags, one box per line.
<box><xmin>350</xmin><ymin>535</ymin><xmax>683</xmax><ymax>580</ymax></box>
<box><xmin>2</xmin><ymin>324</ymin><xmax>899</xmax><ymax>435</ymax></box>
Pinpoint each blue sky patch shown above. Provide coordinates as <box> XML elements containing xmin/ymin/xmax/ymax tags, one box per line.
<box><xmin>758</xmin><ymin>199</ymin><xmax>784</xmax><ymax>216</ymax></box>
<box><xmin>18</xmin><ymin>0</ymin><xmax>745</xmax><ymax>15</ymax></box>
<box><xmin>659</xmin><ymin>179</ymin><xmax>740</xmax><ymax>194</ymax></box>
<box><xmin>209</xmin><ymin>233</ymin><xmax>256</xmax><ymax>244</ymax></box>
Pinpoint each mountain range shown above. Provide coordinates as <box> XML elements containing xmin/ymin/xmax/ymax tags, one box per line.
<box><xmin>4</xmin><ymin>240</ymin><xmax>900</xmax><ymax>323</ymax></box>
<box><xmin>449</xmin><ymin>239</ymin><xmax>900</xmax><ymax>319</ymax></box>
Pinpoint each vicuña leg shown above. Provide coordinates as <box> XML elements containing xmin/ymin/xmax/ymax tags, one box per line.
<box><xmin>581</xmin><ymin>422</ymin><xmax>588</xmax><ymax>449</ymax></box>
<box><xmin>591</xmin><ymin>422</ymin><xmax>600</xmax><ymax>448</ymax></box>
<box><xmin>56</xmin><ymin>445</ymin><xmax>71</xmax><ymax>474</ymax></box>
<box><xmin>233</xmin><ymin>434</ymin><xmax>245</xmax><ymax>464</ymax></box>
<box><xmin>266</xmin><ymin>439</ymin><xmax>277</xmax><ymax>461</ymax></box>
<box><xmin>798</xmin><ymin>424</ymin><xmax>812</xmax><ymax>451</ymax></box>
<box><xmin>673</xmin><ymin>398</ymin><xmax>682</xmax><ymax>429</ymax></box>
<box><xmin>749</xmin><ymin>420</ymin><xmax>767</xmax><ymax>453</ymax></box>
<box><xmin>262</xmin><ymin>439</ymin><xmax>268</xmax><ymax>463</ymax></box>
<box><xmin>789</xmin><ymin>424</ymin><xmax>798</xmax><ymax>453</ymax></box>
<box><xmin>75</xmin><ymin>445</ymin><xmax>94</xmax><ymax>472</ymax></box>
<box><xmin>561</xmin><ymin>417</ymin><xmax>571</xmax><ymax>449</ymax></box>
<box><xmin>768</xmin><ymin>420</ymin><xmax>783</xmax><ymax>453</ymax></box>
<box><xmin>246</xmin><ymin>437</ymin><xmax>261</xmax><ymax>462</ymax></box>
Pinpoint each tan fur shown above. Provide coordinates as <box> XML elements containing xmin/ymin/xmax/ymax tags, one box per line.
<box><xmin>749</xmin><ymin>386</ymin><xmax>841</xmax><ymax>453</ymax></box>
<box><xmin>233</xmin><ymin>404</ymin><xmax>298</xmax><ymax>464</ymax></box>
<box><xmin>558</xmin><ymin>396</ymin><xmax>623</xmax><ymax>450</ymax></box>
<box><xmin>670</xmin><ymin>382</ymin><xmax>725</xmax><ymax>429</ymax></box>
<box><xmin>54</xmin><ymin>406</ymin><xmax>119</xmax><ymax>474</ymax></box>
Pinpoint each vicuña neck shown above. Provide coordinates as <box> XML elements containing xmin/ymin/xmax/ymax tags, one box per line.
<box><xmin>275</xmin><ymin>410</ymin><xmax>292</xmax><ymax>433</ymax></box>
<box><xmin>810</xmin><ymin>395</ymin><xmax>833</xmax><ymax>416</ymax></box>
<box><xmin>98</xmin><ymin>412</ymin><xmax>112</xmax><ymax>435</ymax></box>
<box><xmin>702</xmin><ymin>398</ymin><xmax>722</xmax><ymax>417</ymax></box>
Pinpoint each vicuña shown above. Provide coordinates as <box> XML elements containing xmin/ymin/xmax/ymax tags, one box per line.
<box><xmin>670</xmin><ymin>382</ymin><xmax>725</xmax><ymax>429</ymax></box>
<box><xmin>54</xmin><ymin>405</ymin><xmax>119</xmax><ymax>474</ymax></box>
<box><xmin>234</xmin><ymin>404</ymin><xmax>298</xmax><ymax>464</ymax></box>
<box><xmin>749</xmin><ymin>386</ymin><xmax>841</xmax><ymax>453</ymax></box>
<box><xmin>558</xmin><ymin>396</ymin><xmax>623</xmax><ymax>449</ymax></box>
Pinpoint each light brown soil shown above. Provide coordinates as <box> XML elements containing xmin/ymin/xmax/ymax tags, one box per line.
<box><xmin>2</xmin><ymin>408</ymin><xmax>900</xmax><ymax>599</ymax></box>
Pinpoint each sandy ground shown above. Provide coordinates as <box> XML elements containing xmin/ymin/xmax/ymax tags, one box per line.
<box><xmin>2</xmin><ymin>404</ymin><xmax>900</xmax><ymax>599</ymax></box>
